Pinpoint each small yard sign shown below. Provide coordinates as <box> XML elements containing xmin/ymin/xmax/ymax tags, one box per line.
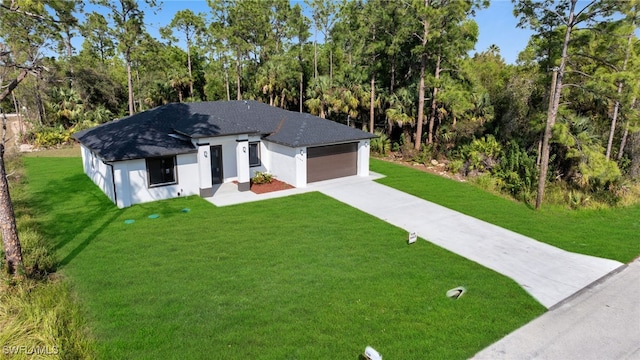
<box><xmin>408</xmin><ymin>231</ymin><xmax>417</xmax><ymax>244</ymax></box>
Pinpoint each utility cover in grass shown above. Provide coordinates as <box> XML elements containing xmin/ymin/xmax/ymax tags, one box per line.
<box><xmin>446</xmin><ymin>286</ymin><xmax>466</xmax><ymax>299</ymax></box>
<box><xmin>124</xmin><ymin>219</ymin><xmax>135</xmax><ymax>224</ymax></box>
<box><xmin>148</xmin><ymin>214</ymin><xmax>160</xmax><ymax>219</ymax></box>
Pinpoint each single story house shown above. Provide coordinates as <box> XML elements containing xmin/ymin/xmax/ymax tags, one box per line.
<box><xmin>74</xmin><ymin>100</ymin><xmax>376</xmax><ymax>208</ymax></box>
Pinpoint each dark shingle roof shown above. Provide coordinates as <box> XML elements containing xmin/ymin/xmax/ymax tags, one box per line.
<box><xmin>74</xmin><ymin>100</ymin><xmax>375</xmax><ymax>162</ymax></box>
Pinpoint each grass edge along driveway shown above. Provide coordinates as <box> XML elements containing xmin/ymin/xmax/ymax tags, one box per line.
<box><xmin>25</xmin><ymin>157</ymin><xmax>544</xmax><ymax>359</ymax></box>
<box><xmin>371</xmin><ymin>159</ymin><xmax>640</xmax><ymax>264</ymax></box>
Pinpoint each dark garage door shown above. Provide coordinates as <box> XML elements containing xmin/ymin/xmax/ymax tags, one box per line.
<box><xmin>307</xmin><ymin>143</ymin><xmax>358</xmax><ymax>183</ymax></box>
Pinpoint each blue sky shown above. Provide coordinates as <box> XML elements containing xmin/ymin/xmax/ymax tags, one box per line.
<box><xmin>473</xmin><ymin>0</ymin><xmax>534</xmax><ymax>63</ymax></box>
<box><xmin>88</xmin><ymin>0</ymin><xmax>534</xmax><ymax>64</ymax></box>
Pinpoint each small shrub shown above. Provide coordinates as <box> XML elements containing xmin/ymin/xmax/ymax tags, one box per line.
<box><xmin>412</xmin><ymin>144</ymin><xmax>433</xmax><ymax>164</ymax></box>
<box><xmin>252</xmin><ymin>171</ymin><xmax>273</xmax><ymax>184</ymax></box>
<box><xmin>447</xmin><ymin>159</ymin><xmax>465</xmax><ymax>174</ymax></box>
<box><xmin>493</xmin><ymin>141</ymin><xmax>538</xmax><ymax>203</ymax></box>
<box><xmin>566</xmin><ymin>189</ymin><xmax>591</xmax><ymax>209</ymax></box>
<box><xmin>459</xmin><ymin>135</ymin><xmax>502</xmax><ymax>173</ymax></box>
<box><xmin>370</xmin><ymin>131</ymin><xmax>391</xmax><ymax>155</ymax></box>
<box><xmin>472</xmin><ymin>173</ymin><xmax>500</xmax><ymax>193</ymax></box>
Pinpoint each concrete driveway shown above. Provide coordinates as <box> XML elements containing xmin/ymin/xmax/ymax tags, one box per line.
<box><xmin>315</xmin><ymin>176</ymin><xmax>624</xmax><ymax>309</ymax></box>
<box><xmin>473</xmin><ymin>258</ymin><xmax>640</xmax><ymax>360</ymax></box>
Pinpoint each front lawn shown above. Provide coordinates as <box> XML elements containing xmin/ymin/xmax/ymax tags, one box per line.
<box><xmin>371</xmin><ymin>159</ymin><xmax>640</xmax><ymax>263</ymax></box>
<box><xmin>24</xmin><ymin>157</ymin><xmax>544</xmax><ymax>359</ymax></box>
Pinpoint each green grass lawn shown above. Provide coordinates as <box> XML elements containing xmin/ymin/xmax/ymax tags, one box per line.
<box><xmin>371</xmin><ymin>159</ymin><xmax>640</xmax><ymax>264</ymax></box>
<box><xmin>24</xmin><ymin>157</ymin><xmax>544</xmax><ymax>359</ymax></box>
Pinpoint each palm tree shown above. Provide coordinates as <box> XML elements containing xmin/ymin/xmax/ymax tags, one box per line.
<box><xmin>305</xmin><ymin>76</ymin><xmax>333</xmax><ymax>119</ymax></box>
<box><xmin>385</xmin><ymin>88</ymin><xmax>416</xmax><ymax>135</ymax></box>
<box><xmin>89</xmin><ymin>105</ymin><xmax>113</xmax><ymax>124</ymax></box>
<box><xmin>50</xmin><ymin>87</ymin><xmax>84</xmax><ymax>127</ymax></box>
<box><xmin>168</xmin><ymin>69</ymin><xmax>190</xmax><ymax>103</ymax></box>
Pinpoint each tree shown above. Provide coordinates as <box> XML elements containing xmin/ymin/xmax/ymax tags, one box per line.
<box><xmin>514</xmin><ymin>0</ymin><xmax>617</xmax><ymax>209</ymax></box>
<box><xmin>0</xmin><ymin>0</ymin><xmax>67</xmax><ymax>275</ymax></box>
<box><xmin>93</xmin><ymin>0</ymin><xmax>157</xmax><ymax>115</ymax></box>
<box><xmin>305</xmin><ymin>75</ymin><xmax>333</xmax><ymax>118</ymax></box>
<box><xmin>305</xmin><ymin>0</ymin><xmax>339</xmax><ymax>80</ymax></box>
<box><xmin>289</xmin><ymin>3</ymin><xmax>310</xmax><ymax>112</ymax></box>
<box><xmin>80</xmin><ymin>12</ymin><xmax>115</xmax><ymax>63</ymax></box>
<box><xmin>161</xmin><ymin>9</ymin><xmax>205</xmax><ymax>99</ymax></box>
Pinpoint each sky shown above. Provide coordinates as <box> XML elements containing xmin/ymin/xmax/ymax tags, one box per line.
<box><xmin>85</xmin><ymin>0</ymin><xmax>535</xmax><ymax>65</ymax></box>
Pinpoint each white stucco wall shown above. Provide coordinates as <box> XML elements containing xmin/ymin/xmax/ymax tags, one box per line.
<box><xmin>357</xmin><ymin>139</ymin><xmax>371</xmax><ymax>177</ymax></box>
<box><xmin>82</xmin><ymin>152</ymin><xmax>199</xmax><ymax>208</ymax></box>
<box><xmin>119</xmin><ymin>153</ymin><xmax>199</xmax><ymax>208</ymax></box>
<box><xmin>264</xmin><ymin>141</ymin><xmax>306</xmax><ymax>187</ymax></box>
<box><xmin>193</xmin><ymin>135</ymin><xmax>241</xmax><ymax>183</ymax></box>
<box><xmin>80</xmin><ymin>145</ymin><xmax>115</xmax><ymax>203</ymax></box>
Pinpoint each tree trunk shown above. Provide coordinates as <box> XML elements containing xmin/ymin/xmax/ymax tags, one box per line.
<box><xmin>629</xmin><ymin>130</ymin><xmax>640</xmax><ymax>179</ymax></box>
<box><xmin>606</xmin><ymin>27</ymin><xmax>633</xmax><ymax>160</ymax></box>
<box><xmin>330</xmin><ymin>46</ymin><xmax>333</xmax><ymax>82</ymax></box>
<box><xmin>618</xmin><ymin>122</ymin><xmax>629</xmax><ymax>161</ymax></box>
<box><xmin>0</xmin><ymin>70</ymin><xmax>28</xmax><ymax>103</ymax></box>
<box><xmin>618</xmin><ymin>96</ymin><xmax>635</xmax><ymax>161</ymax></box>
<box><xmin>34</xmin><ymin>78</ymin><xmax>46</xmax><ymax>125</ymax></box>
<box><xmin>606</xmin><ymin>83</ymin><xmax>623</xmax><ymax>159</ymax></box>
<box><xmin>415</xmin><ymin>53</ymin><xmax>426</xmax><ymax>150</ymax></box>
<box><xmin>535</xmin><ymin>0</ymin><xmax>576</xmax><ymax>210</ymax></box>
<box><xmin>0</xmin><ymin>111</ymin><xmax>23</xmax><ymax>276</ymax></box>
<box><xmin>313</xmin><ymin>37</ymin><xmax>318</xmax><ymax>79</ymax></box>
<box><xmin>369</xmin><ymin>73</ymin><xmax>375</xmax><ymax>134</ymax></box>
<box><xmin>126</xmin><ymin>56</ymin><xmax>135</xmax><ymax>116</ymax></box>
<box><xmin>427</xmin><ymin>53</ymin><xmax>441</xmax><ymax>145</ymax></box>
<box><xmin>224</xmin><ymin>62</ymin><xmax>230</xmax><ymax>101</ymax></box>
<box><xmin>235</xmin><ymin>49</ymin><xmax>241</xmax><ymax>100</ymax></box>
<box><xmin>390</xmin><ymin>55</ymin><xmax>396</xmax><ymax>94</ymax></box>
<box><xmin>187</xmin><ymin>37</ymin><xmax>194</xmax><ymax>99</ymax></box>
<box><xmin>414</xmin><ymin>0</ymin><xmax>430</xmax><ymax>150</ymax></box>
<box><xmin>299</xmin><ymin>72</ymin><xmax>303</xmax><ymax>113</ymax></box>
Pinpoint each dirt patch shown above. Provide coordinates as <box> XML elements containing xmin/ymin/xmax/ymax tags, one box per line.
<box><xmin>375</xmin><ymin>154</ymin><xmax>466</xmax><ymax>182</ymax></box>
<box><xmin>250</xmin><ymin>179</ymin><xmax>294</xmax><ymax>194</ymax></box>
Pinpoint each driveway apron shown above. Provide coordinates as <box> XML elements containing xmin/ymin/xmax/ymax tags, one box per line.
<box><xmin>316</xmin><ymin>178</ymin><xmax>623</xmax><ymax>309</ymax></box>
<box><xmin>472</xmin><ymin>258</ymin><xmax>640</xmax><ymax>359</ymax></box>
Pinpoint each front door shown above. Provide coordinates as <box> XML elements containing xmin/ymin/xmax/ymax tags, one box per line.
<box><xmin>210</xmin><ymin>145</ymin><xmax>223</xmax><ymax>185</ymax></box>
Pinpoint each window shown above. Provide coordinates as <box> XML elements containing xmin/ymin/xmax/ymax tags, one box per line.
<box><xmin>146</xmin><ymin>156</ymin><xmax>177</xmax><ymax>187</ymax></box>
<box><xmin>249</xmin><ymin>142</ymin><xmax>261</xmax><ymax>167</ymax></box>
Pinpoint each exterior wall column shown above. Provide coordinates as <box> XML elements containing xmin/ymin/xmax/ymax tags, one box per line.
<box><xmin>357</xmin><ymin>140</ymin><xmax>370</xmax><ymax>177</ymax></box>
<box><xmin>296</xmin><ymin>147</ymin><xmax>307</xmax><ymax>187</ymax></box>
<box><xmin>197</xmin><ymin>144</ymin><xmax>213</xmax><ymax>197</ymax></box>
<box><xmin>236</xmin><ymin>137</ymin><xmax>250</xmax><ymax>191</ymax></box>
<box><xmin>113</xmin><ymin>163</ymin><xmax>131</xmax><ymax>208</ymax></box>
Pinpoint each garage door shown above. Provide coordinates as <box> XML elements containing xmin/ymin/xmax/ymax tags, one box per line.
<box><xmin>307</xmin><ymin>143</ymin><xmax>358</xmax><ymax>183</ymax></box>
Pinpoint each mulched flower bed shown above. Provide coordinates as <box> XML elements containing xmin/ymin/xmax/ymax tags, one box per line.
<box><xmin>247</xmin><ymin>179</ymin><xmax>295</xmax><ymax>194</ymax></box>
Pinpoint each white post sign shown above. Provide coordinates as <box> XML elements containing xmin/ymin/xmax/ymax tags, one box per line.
<box><xmin>408</xmin><ymin>231</ymin><xmax>417</xmax><ymax>244</ymax></box>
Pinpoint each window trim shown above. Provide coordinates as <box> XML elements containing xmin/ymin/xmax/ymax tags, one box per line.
<box><xmin>146</xmin><ymin>156</ymin><xmax>178</xmax><ymax>188</ymax></box>
<box><xmin>249</xmin><ymin>142</ymin><xmax>261</xmax><ymax>167</ymax></box>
